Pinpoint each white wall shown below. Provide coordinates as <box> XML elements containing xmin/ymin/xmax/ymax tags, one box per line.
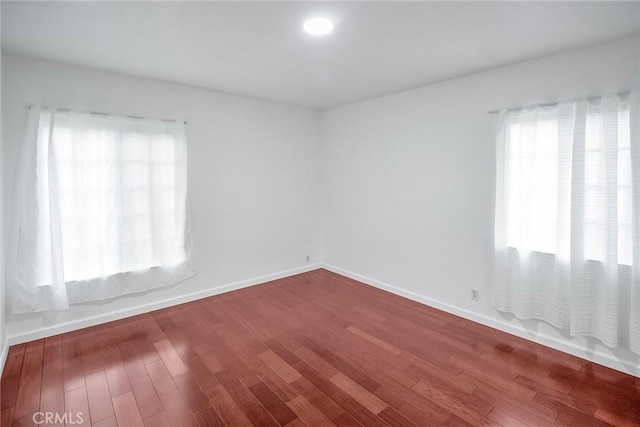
<box><xmin>2</xmin><ymin>54</ymin><xmax>322</xmax><ymax>342</ymax></box>
<box><xmin>0</xmin><ymin>3</ymin><xmax>6</xmax><ymax>368</ymax></box>
<box><xmin>321</xmin><ymin>36</ymin><xmax>640</xmax><ymax>375</ymax></box>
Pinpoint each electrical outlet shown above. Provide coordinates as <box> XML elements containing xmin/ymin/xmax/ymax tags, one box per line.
<box><xmin>306</xmin><ymin>255</ymin><xmax>310</xmax><ymax>263</ymax></box>
<box><xmin>471</xmin><ymin>289</ymin><xmax>479</xmax><ymax>301</ymax></box>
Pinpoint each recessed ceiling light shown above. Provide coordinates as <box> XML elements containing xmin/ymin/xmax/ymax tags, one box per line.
<box><xmin>303</xmin><ymin>18</ymin><xmax>334</xmax><ymax>36</ymax></box>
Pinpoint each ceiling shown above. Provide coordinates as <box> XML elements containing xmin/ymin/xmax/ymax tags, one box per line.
<box><xmin>2</xmin><ymin>1</ymin><xmax>639</xmax><ymax>110</ymax></box>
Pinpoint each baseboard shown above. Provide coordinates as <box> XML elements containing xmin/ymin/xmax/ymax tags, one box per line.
<box><xmin>322</xmin><ymin>263</ymin><xmax>640</xmax><ymax>377</ymax></box>
<box><xmin>6</xmin><ymin>263</ymin><xmax>323</xmax><ymax>346</ymax></box>
<box><xmin>0</xmin><ymin>338</ymin><xmax>8</xmax><ymax>375</ymax></box>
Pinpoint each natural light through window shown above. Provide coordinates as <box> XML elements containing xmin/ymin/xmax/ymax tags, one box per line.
<box><xmin>506</xmin><ymin>117</ymin><xmax>559</xmax><ymax>254</ymax></box>
<box><xmin>35</xmin><ymin>111</ymin><xmax>188</xmax><ymax>285</ymax></box>
<box><xmin>14</xmin><ymin>106</ymin><xmax>194</xmax><ymax>312</ymax></box>
<box><xmin>504</xmin><ymin>106</ymin><xmax>632</xmax><ymax>265</ymax></box>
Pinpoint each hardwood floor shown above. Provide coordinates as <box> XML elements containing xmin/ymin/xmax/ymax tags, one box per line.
<box><xmin>1</xmin><ymin>269</ymin><xmax>639</xmax><ymax>426</ymax></box>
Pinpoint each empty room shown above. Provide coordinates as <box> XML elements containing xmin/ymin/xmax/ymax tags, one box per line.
<box><xmin>1</xmin><ymin>1</ymin><xmax>639</xmax><ymax>426</ymax></box>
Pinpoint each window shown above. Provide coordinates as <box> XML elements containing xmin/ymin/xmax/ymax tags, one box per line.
<box><xmin>14</xmin><ymin>107</ymin><xmax>194</xmax><ymax>313</ymax></box>
<box><xmin>583</xmin><ymin>108</ymin><xmax>632</xmax><ymax>265</ymax></box>
<box><xmin>502</xmin><ymin>101</ymin><xmax>632</xmax><ymax>265</ymax></box>
<box><xmin>505</xmin><ymin>114</ymin><xmax>560</xmax><ymax>255</ymax></box>
<box><xmin>494</xmin><ymin>92</ymin><xmax>639</xmax><ymax>352</ymax></box>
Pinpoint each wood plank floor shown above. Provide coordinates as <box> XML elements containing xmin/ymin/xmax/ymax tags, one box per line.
<box><xmin>1</xmin><ymin>269</ymin><xmax>639</xmax><ymax>426</ymax></box>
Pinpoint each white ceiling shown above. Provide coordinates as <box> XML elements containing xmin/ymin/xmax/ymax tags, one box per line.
<box><xmin>2</xmin><ymin>1</ymin><xmax>639</xmax><ymax>110</ymax></box>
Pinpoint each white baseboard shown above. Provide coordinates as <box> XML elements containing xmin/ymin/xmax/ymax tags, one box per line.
<box><xmin>322</xmin><ymin>263</ymin><xmax>640</xmax><ymax>377</ymax></box>
<box><xmin>5</xmin><ymin>263</ymin><xmax>323</xmax><ymax>347</ymax></box>
<box><xmin>0</xmin><ymin>338</ymin><xmax>8</xmax><ymax>375</ymax></box>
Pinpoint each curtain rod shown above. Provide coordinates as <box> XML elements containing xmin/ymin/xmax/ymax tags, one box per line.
<box><xmin>487</xmin><ymin>91</ymin><xmax>632</xmax><ymax>115</ymax></box>
<box><xmin>27</xmin><ymin>104</ymin><xmax>187</xmax><ymax>125</ymax></box>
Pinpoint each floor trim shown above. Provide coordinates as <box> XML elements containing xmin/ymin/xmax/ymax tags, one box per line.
<box><xmin>0</xmin><ymin>338</ymin><xmax>8</xmax><ymax>375</ymax></box>
<box><xmin>5</xmin><ymin>263</ymin><xmax>323</xmax><ymax>347</ymax></box>
<box><xmin>322</xmin><ymin>263</ymin><xmax>640</xmax><ymax>377</ymax></box>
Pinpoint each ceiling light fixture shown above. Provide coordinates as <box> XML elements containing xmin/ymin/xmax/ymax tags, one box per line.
<box><xmin>303</xmin><ymin>18</ymin><xmax>334</xmax><ymax>36</ymax></box>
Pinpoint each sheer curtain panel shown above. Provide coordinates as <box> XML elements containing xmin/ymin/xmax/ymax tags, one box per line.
<box><xmin>494</xmin><ymin>92</ymin><xmax>639</xmax><ymax>354</ymax></box>
<box><xmin>12</xmin><ymin>106</ymin><xmax>194</xmax><ymax>313</ymax></box>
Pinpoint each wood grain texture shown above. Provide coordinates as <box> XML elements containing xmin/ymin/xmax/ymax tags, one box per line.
<box><xmin>329</xmin><ymin>373</ymin><xmax>387</xmax><ymax>414</ymax></box>
<box><xmin>64</xmin><ymin>386</ymin><xmax>91</xmax><ymax>426</ymax></box>
<box><xmin>2</xmin><ymin>269</ymin><xmax>638</xmax><ymax>426</ymax></box>
<box><xmin>129</xmin><ymin>376</ymin><xmax>163</xmax><ymax>419</ymax></box>
<box><xmin>39</xmin><ymin>373</ymin><xmax>64</xmax><ymax>427</ymax></box>
<box><xmin>85</xmin><ymin>370</ymin><xmax>115</xmax><ymax>423</ymax></box>
<box><xmin>287</xmin><ymin>395</ymin><xmax>334</xmax><ymax>426</ymax></box>
<box><xmin>258</xmin><ymin>350</ymin><xmax>302</xmax><ymax>384</ymax></box>
<box><xmin>112</xmin><ymin>392</ymin><xmax>144</xmax><ymax>427</ymax></box>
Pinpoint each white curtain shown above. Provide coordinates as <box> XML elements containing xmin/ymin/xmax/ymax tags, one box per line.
<box><xmin>494</xmin><ymin>92</ymin><xmax>640</xmax><ymax>354</ymax></box>
<box><xmin>13</xmin><ymin>106</ymin><xmax>194</xmax><ymax>313</ymax></box>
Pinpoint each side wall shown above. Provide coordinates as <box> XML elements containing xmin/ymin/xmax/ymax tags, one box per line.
<box><xmin>2</xmin><ymin>54</ymin><xmax>322</xmax><ymax>343</ymax></box>
<box><xmin>321</xmin><ymin>36</ymin><xmax>640</xmax><ymax>375</ymax></box>
<box><xmin>0</xmin><ymin>3</ymin><xmax>6</xmax><ymax>369</ymax></box>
